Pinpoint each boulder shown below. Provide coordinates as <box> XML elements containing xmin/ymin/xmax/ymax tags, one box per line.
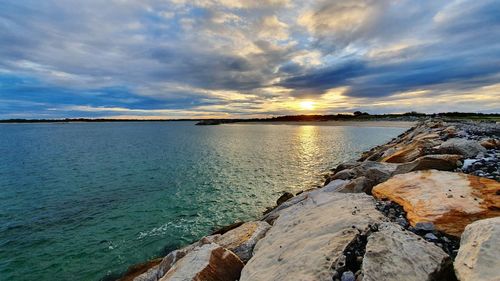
<box><xmin>214</xmin><ymin>221</ymin><xmax>271</xmax><ymax>262</ymax></box>
<box><xmin>339</xmin><ymin>176</ymin><xmax>368</xmax><ymax>193</ymax></box>
<box><xmin>454</xmin><ymin>217</ymin><xmax>500</xmax><ymax>281</ymax></box>
<box><xmin>363</xmin><ymin>223</ymin><xmax>454</xmax><ymax>281</ymax></box>
<box><xmin>479</xmin><ymin>138</ymin><xmax>500</xmax><ymax>149</ymax></box>
<box><xmin>381</xmin><ymin>136</ymin><xmax>442</xmax><ymax>163</ymax></box>
<box><xmin>372</xmin><ymin>170</ymin><xmax>500</xmax><ymax>236</ymax></box>
<box><xmin>348</xmin><ymin>161</ymin><xmax>400</xmax><ymax>194</ymax></box>
<box><xmin>334</xmin><ymin>161</ymin><xmax>359</xmax><ymax>173</ymax></box>
<box><xmin>119</xmin><ymin>258</ymin><xmax>162</xmax><ymax>281</ymax></box>
<box><xmin>262</xmin><ymin>179</ymin><xmax>349</xmax><ymax>224</ymax></box>
<box><xmin>436</xmin><ymin>138</ymin><xmax>486</xmax><ymax>158</ymax></box>
<box><xmin>159</xmin><ymin>243</ymin><xmax>244</xmax><ymax>281</ymax></box>
<box><xmin>327</xmin><ymin>161</ymin><xmax>414</xmax><ymax>194</ymax></box>
<box><xmin>332</xmin><ymin>169</ymin><xmax>356</xmax><ymax>180</ymax></box>
<box><xmin>381</xmin><ymin>141</ymin><xmax>427</xmax><ymax>163</ymax></box>
<box><xmin>134</xmin><ymin>236</ymin><xmax>220</xmax><ymax>281</ymax></box>
<box><xmin>132</xmin><ymin>265</ymin><xmax>161</xmax><ymax>281</ymax></box>
<box><xmin>276</xmin><ymin>192</ymin><xmax>294</xmax><ymax>206</ymax></box>
<box><xmin>395</xmin><ymin>154</ymin><xmax>463</xmax><ymax>174</ymax></box>
<box><xmin>241</xmin><ymin>192</ymin><xmax>385</xmax><ymax>281</ymax></box>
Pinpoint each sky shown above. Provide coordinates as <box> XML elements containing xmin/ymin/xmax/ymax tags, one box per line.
<box><xmin>0</xmin><ymin>0</ymin><xmax>499</xmax><ymax>119</ymax></box>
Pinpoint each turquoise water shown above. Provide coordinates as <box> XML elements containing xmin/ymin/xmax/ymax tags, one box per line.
<box><xmin>0</xmin><ymin>122</ymin><xmax>407</xmax><ymax>280</ymax></box>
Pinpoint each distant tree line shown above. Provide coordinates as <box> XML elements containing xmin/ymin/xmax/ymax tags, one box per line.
<box><xmin>1</xmin><ymin>111</ymin><xmax>498</xmax><ymax>124</ymax></box>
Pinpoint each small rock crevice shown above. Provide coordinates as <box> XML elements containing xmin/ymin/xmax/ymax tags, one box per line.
<box><xmin>332</xmin><ymin>224</ymin><xmax>379</xmax><ymax>281</ymax></box>
<box><xmin>428</xmin><ymin>257</ymin><xmax>458</xmax><ymax>281</ymax></box>
<box><xmin>375</xmin><ymin>200</ymin><xmax>460</xmax><ymax>258</ymax></box>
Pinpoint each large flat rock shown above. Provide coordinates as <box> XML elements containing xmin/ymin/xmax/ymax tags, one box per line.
<box><xmin>159</xmin><ymin>243</ymin><xmax>244</xmax><ymax>281</ymax></box>
<box><xmin>372</xmin><ymin>170</ymin><xmax>500</xmax><ymax>236</ymax></box>
<box><xmin>363</xmin><ymin>223</ymin><xmax>453</xmax><ymax>281</ymax></box>
<box><xmin>454</xmin><ymin>217</ymin><xmax>500</xmax><ymax>281</ymax></box>
<box><xmin>241</xmin><ymin>191</ymin><xmax>385</xmax><ymax>281</ymax></box>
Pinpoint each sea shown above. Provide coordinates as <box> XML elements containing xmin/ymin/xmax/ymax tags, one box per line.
<box><xmin>0</xmin><ymin>121</ymin><xmax>408</xmax><ymax>280</ymax></box>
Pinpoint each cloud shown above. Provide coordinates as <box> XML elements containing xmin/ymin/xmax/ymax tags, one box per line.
<box><xmin>0</xmin><ymin>0</ymin><xmax>498</xmax><ymax>118</ymax></box>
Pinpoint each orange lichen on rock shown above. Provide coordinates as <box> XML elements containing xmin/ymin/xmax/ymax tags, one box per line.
<box><xmin>372</xmin><ymin>170</ymin><xmax>500</xmax><ymax>236</ymax></box>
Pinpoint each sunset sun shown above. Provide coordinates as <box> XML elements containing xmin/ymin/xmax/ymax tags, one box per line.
<box><xmin>299</xmin><ymin>101</ymin><xmax>316</xmax><ymax>110</ymax></box>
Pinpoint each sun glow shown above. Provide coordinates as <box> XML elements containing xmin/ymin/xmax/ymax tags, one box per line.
<box><xmin>299</xmin><ymin>100</ymin><xmax>316</xmax><ymax>110</ymax></box>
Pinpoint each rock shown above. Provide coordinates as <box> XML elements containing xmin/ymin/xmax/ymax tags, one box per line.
<box><xmin>338</xmin><ymin>161</ymin><xmax>400</xmax><ymax>194</ymax></box>
<box><xmin>332</xmin><ymin>169</ymin><xmax>356</xmax><ymax>180</ymax></box>
<box><xmin>479</xmin><ymin>138</ymin><xmax>500</xmax><ymax>149</ymax></box>
<box><xmin>425</xmin><ymin>233</ymin><xmax>439</xmax><ymax>241</ymax></box>
<box><xmin>215</xmin><ymin>221</ymin><xmax>271</xmax><ymax>262</ymax></box>
<box><xmin>414</xmin><ymin>222</ymin><xmax>436</xmax><ymax>232</ymax></box>
<box><xmin>211</xmin><ymin>221</ymin><xmax>244</xmax><ymax>235</ymax></box>
<box><xmin>132</xmin><ymin>265</ymin><xmax>161</xmax><ymax>281</ymax></box>
<box><xmin>276</xmin><ymin>192</ymin><xmax>294</xmax><ymax>206</ymax></box>
<box><xmin>372</xmin><ymin>170</ymin><xmax>500</xmax><ymax>236</ymax></box>
<box><xmin>119</xmin><ymin>258</ymin><xmax>162</xmax><ymax>281</ymax></box>
<box><xmin>454</xmin><ymin>217</ymin><xmax>500</xmax><ymax>281</ymax></box>
<box><xmin>262</xmin><ymin>179</ymin><xmax>349</xmax><ymax>224</ymax></box>
<box><xmin>241</xmin><ymin>192</ymin><xmax>384</xmax><ymax>281</ymax></box>
<box><xmin>443</xmin><ymin>126</ymin><xmax>457</xmax><ymax>138</ymax></box>
<box><xmin>396</xmin><ymin>154</ymin><xmax>464</xmax><ymax>173</ymax></box>
<box><xmin>395</xmin><ymin>217</ymin><xmax>408</xmax><ymax>227</ymax></box>
<box><xmin>340</xmin><ymin>176</ymin><xmax>368</xmax><ymax>193</ymax></box>
<box><xmin>381</xmin><ymin>138</ymin><xmax>440</xmax><ymax>163</ymax></box>
<box><xmin>160</xmin><ymin>243</ymin><xmax>244</xmax><ymax>281</ymax></box>
<box><xmin>462</xmin><ymin>159</ymin><xmax>477</xmax><ymax>171</ymax></box>
<box><xmin>334</xmin><ymin>161</ymin><xmax>359</xmax><ymax>173</ymax></box>
<box><xmin>436</xmin><ymin>138</ymin><xmax>487</xmax><ymax>158</ymax></box>
<box><xmin>363</xmin><ymin>223</ymin><xmax>454</xmax><ymax>281</ymax></box>
<box><xmin>361</xmin><ymin>164</ymin><xmax>397</xmax><ymax>186</ymax></box>
<box><xmin>154</xmin><ymin>236</ymin><xmax>220</xmax><ymax>280</ymax></box>
<box><xmin>341</xmin><ymin>271</ymin><xmax>356</xmax><ymax>281</ymax></box>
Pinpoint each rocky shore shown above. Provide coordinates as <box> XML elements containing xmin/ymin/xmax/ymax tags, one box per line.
<box><xmin>120</xmin><ymin>119</ymin><xmax>499</xmax><ymax>281</ymax></box>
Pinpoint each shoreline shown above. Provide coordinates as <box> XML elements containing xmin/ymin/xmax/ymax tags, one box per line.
<box><xmin>119</xmin><ymin>119</ymin><xmax>499</xmax><ymax>281</ymax></box>
<box><xmin>229</xmin><ymin>120</ymin><xmax>416</xmax><ymax>128</ymax></box>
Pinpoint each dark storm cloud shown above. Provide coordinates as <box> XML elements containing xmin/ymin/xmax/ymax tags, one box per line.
<box><xmin>281</xmin><ymin>0</ymin><xmax>500</xmax><ymax>99</ymax></box>
<box><xmin>0</xmin><ymin>0</ymin><xmax>498</xmax><ymax>118</ymax></box>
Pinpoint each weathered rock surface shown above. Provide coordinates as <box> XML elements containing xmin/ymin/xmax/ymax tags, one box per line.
<box><xmin>262</xmin><ymin>179</ymin><xmax>349</xmax><ymax>223</ymax></box>
<box><xmin>381</xmin><ymin>140</ymin><xmax>436</xmax><ymax>163</ymax></box>
<box><xmin>480</xmin><ymin>138</ymin><xmax>500</xmax><ymax>149</ymax></box>
<box><xmin>372</xmin><ymin>170</ymin><xmax>500</xmax><ymax>236</ymax></box>
<box><xmin>360</xmin><ymin>121</ymin><xmax>442</xmax><ymax>162</ymax></box>
<box><xmin>159</xmin><ymin>243</ymin><xmax>244</xmax><ymax>281</ymax></box>
<box><xmin>214</xmin><ymin>221</ymin><xmax>270</xmax><ymax>262</ymax></box>
<box><xmin>132</xmin><ymin>265</ymin><xmax>161</xmax><ymax>281</ymax></box>
<box><xmin>134</xmin><ymin>236</ymin><xmax>220</xmax><ymax>281</ymax></box>
<box><xmin>241</xmin><ymin>191</ymin><xmax>385</xmax><ymax>281</ymax></box>
<box><xmin>454</xmin><ymin>217</ymin><xmax>500</xmax><ymax>281</ymax></box>
<box><xmin>340</xmin><ymin>176</ymin><xmax>368</xmax><ymax>193</ymax></box>
<box><xmin>326</xmin><ymin>162</ymin><xmax>400</xmax><ymax>194</ymax></box>
<box><xmin>437</xmin><ymin>138</ymin><xmax>487</xmax><ymax>158</ymax></box>
<box><xmin>120</xmin><ymin>258</ymin><xmax>162</xmax><ymax>281</ymax></box>
<box><xmin>396</xmin><ymin>154</ymin><xmax>463</xmax><ymax>173</ymax></box>
<box><xmin>363</xmin><ymin>223</ymin><xmax>454</xmax><ymax>281</ymax></box>
<box><xmin>330</xmin><ymin>155</ymin><xmax>465</xmax><ymax>195</ymax></box>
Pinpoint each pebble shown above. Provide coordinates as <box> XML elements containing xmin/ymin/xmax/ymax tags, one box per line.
<box><xmin>424</xmin><ymin>233</ymin><xmax>439</xmax><ymax>241</ymax></box>
<box><xmin>341</xmin><ymin>271</ymin><xmax>356</xmax><ymax>281</ymax></box>
<box><xmin>395</xmin><ymin>217</ymin><xmax>408</xmax><ymax>227</ymax></box>
<box><xmin>414</xmin><ymin>222</ymin><xmax>435</xmax><ymax>232</ymax></box>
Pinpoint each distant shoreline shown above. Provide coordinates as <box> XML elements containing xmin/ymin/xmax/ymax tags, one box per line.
<box><xmin>232</xmin><ymin>120</ymin><xmax>416</xmax><ymax>128</ymax></box>
<box><xmin>1</xmin><ymin>112</ymin><xmax>499</xmax><ymax>124</ymax></box>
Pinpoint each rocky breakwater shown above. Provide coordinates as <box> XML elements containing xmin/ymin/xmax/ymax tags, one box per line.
<box><xmin>120</xmin><ymin>119</ymin><xmax>499</xmax><ymax>281</ymax></box>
